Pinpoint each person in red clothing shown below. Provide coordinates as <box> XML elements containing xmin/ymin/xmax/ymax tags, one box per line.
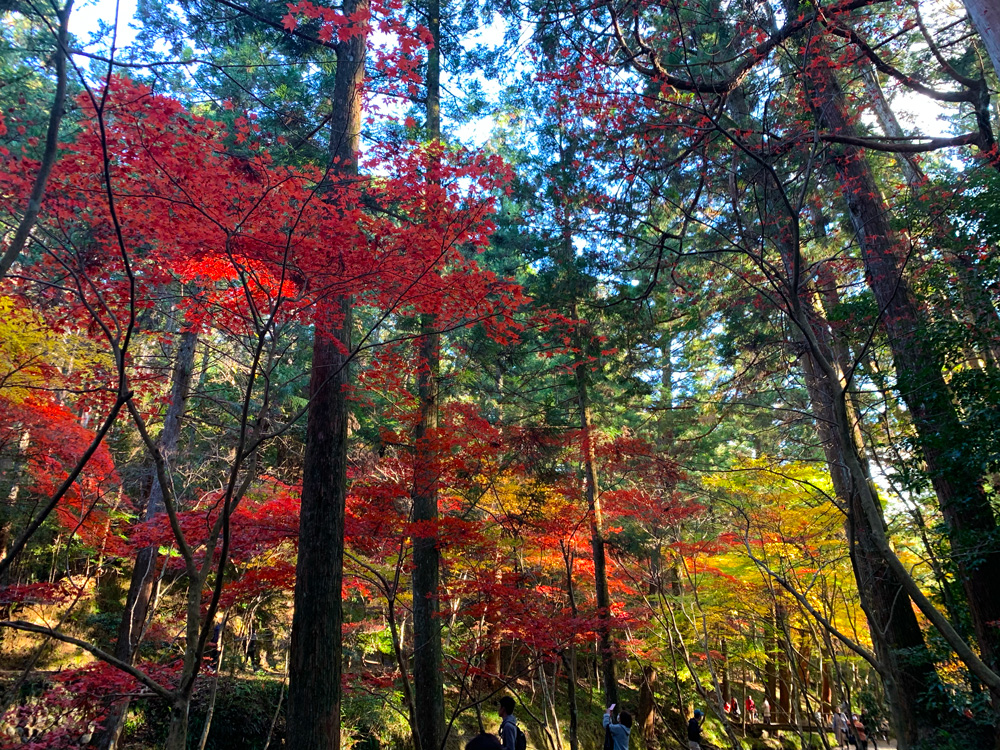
<box><xmin>851</xmin><ymin>714</ymin><xmax>869</xmax><ymax>750</ymax></box>
<box><xmin>745</xmin><ymin>696</ymin><xmax>756</xmax><ymax>722</ymax></box>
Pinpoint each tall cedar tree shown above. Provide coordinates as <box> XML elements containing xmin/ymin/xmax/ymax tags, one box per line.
<box><xmin>411</xmin><ymin>0</ymin><xmax>446</xmax><ymax>745</ymax></box>
<box><xmin>789</xmin><ymin>17</ymin><xmax>1000</xmax><ymax>737</ymax></box>
<box><xmin>285</xmin><ymin>1</ymin><xmax>367</xmax><ymax>746</ymax></box>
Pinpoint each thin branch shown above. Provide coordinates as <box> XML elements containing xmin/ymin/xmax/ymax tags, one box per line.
<box><xmin>0</xmin><ymin>620</ymin><xmax>174</xmax><ymax>700</ymax></box>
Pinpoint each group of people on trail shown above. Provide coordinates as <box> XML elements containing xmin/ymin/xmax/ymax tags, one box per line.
<box><xmin>832</xmin><ymin>707</ymin><xmax>871</xmax><ymax>750</ymax></box>
<box><xmin>719</xmin><ymin>696</ymin><xmax>761</xmax><ymax>723</ymax></box>
<box><xmin>468</xmin><ymin>695</ymin><xmax>873</xmax><ymax>750</ymax></box>
<box><xmin>465</xmin><ymin>697</ymin><xmax>634</xmax><ymax>750</ymax></box>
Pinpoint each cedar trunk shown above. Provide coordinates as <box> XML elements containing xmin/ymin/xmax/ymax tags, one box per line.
<box><xmin>410</xmin><ymin>0</ymin><xmax>445</xmax><ymax>744</ymax></box>
<box><xmin>963</xmin><ymin>0</ymin><xmax>1000</xmax><ymax>80</ymax></box>
<box><xmin>412</xmin><ymin>317</ymin><xmax>444</xmax><ymax>750</ymax></box>
<box><xmin>575</xmin><ymin>338</ymin><xmax>619</xmax><ymax>708</ymax></box>
<box><xmin>803</xmin><ymin>57</ymin><xmax>1000</xmax><ymax>732</ymax></box>
<box><xmin>734</xmin><ymin>75</ymin><xmax>945</xmax><ymax>743</ymax></box>
<box><xmin>796</xmin><ymin>303</ymin><xmax>943</xmax><ymax>749</ymax></box>
<box><xmin>286</xmin><ymin>4</ymin><xmax>367</xmax><ymax>745</ymax></box>
<box><xmin>754</xmin><ymin>105</ymin><xmax>947</xmax><ymax>742</ymax></box>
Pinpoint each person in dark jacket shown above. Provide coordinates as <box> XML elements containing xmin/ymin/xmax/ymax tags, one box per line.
<box><xmin>688</xmin><ymin>709</ymin><xmax>704</xmax><ymax>750</ymax></box>
<box><xmin>498</xmin><ymin>696</ymin><xmax>519</xmax><ymax>750</ymax></box>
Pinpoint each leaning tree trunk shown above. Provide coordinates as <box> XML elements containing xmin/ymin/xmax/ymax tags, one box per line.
<box><xmin>0</xmin><ymin>0</ymin><xmax>73</xmax><ymax>280</ymax></box>
<box><xmin>731</xmin><ymin>78</ymin><xmax>946</xmax><ymax>745</ymax></box>
<box><xmin>795</xmin><ymin>304</ymin><xmax>943</xmax><ymax>748</ymax></box>
<box><xmin>410</xmin><ymin>0</ymin><xmax>445</xmax><ymax>744</ymax></box>
<box><xmin>801</xmin><ymin>35</ymin><xmax>1000</xmax><ymax>738</ymax></box>
<box><xmin>90</xmin><ymin>328</ymin><xmax>198</xmax><ymax>750</ymax></box>
<box><xmin>285</xmin><ymin>3</ymin><xmax>367</xmax><ymax>747</ymax></box>
<box><xmin>573</xmin><ymin>306</ymin><xmax>619</xmax><ymax>709</ymax></box>
<box><xmin>767</xmin><ymin>137</ymin><xmax>945</xmax><ymax>748</ymax></box>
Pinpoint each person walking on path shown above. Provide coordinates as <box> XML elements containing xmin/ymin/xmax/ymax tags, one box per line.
<box><xmin>498</xmin><ymin>697</ymin><xmax>520</xmax><ymax>750</ymax></box>
<box><xmin>832</xmin><ymin>709</ymin><xmax>849</xmax><ymax>749</ymax></box>
<box><xmin>762</xmin><ymin>699</ymin><xmax>771</xmax><ymax>725</ymax></box>
<box><xmin>687</xmin><ymin>709</ymin><xmax>704</xmax><ymax>750</ymax></box>
<box><xmin>851</xmin><ymin>715</ymin><xmax>869</xmax><ymax>750</ymax></box>
<box><xmin>603</xmin><ymin>705</ymin><xmax>632</xmax><ymax>750</ymax></box>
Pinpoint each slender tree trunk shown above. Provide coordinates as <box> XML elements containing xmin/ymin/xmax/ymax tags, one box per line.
<box><xmin>573</xmin><ymin>324</ymin><xmax>619</xmax><ymax>709</ymax></box>
<box><xmin>721</xmin><ymin>639</ymin><xmax>730</xmax><ymax>705</ymax></box>
<box><xmin>821</xmin><ymin>657</ymin><xmax>832</xmax><ymax>715</ymax></box>
<box><xmin>0</xmin><ymin>430</ymin><xmax>31</xmax><ymax>586</ymax></box>
<box><xmin>197</xmin><ymin>613</ymin><xmax>228</xmax><ymax>750</ymax></box>
<box><xmin>776</xmin><ymin>605</ymin><xmax>791</xmax><ymax>724</ymax></box>
<box><xmin>765</xmin><ymin>626</ymin><xmax>777</xmax><ymax>721</ymax></box>
<box><xmin>90</xmin><ymin>329</ymin><xmax>198</xmax><ymax>750</ymax></box>
<box><xmin>387</xmin><ymin>589</ymin><xmax>419</xmax><ymax>739</ymax></box>
<box><xmin>286</xmin><ymin>5</ymin><xmax>367</xmax><ymax>746</ymax></box>
<box><xmin>802</xmin><ymin>54</ymin><xmax>1000</xmax><ymax>735</ymax></box>
<box><xmin>411</xmin><ymin>0</ymin><xmax>445</xmax><ymax>744</ymax></box>
<box><xmin>0</xmin><ymin>0</ymin><xmax>73</xmax><ymax>280</ymax></box>
<box><xmin>561</xmin><ymin>542</ymin><xmax>580</xmax><ymax>750</ymax></box>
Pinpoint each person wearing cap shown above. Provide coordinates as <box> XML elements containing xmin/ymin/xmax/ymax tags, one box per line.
<box><xmin>687</xmin><ymin>709</ymin><xmax>704</xmax><ymax>750</ymax></box>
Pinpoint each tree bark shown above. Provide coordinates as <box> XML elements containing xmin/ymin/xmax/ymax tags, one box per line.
<box><xmin>637</xmin><ymin>665</ymin><xmax>656</xmax><ymax>749</ymax></box>
<box><xmin>574</xmin><ymin>325</ymin><xmax>619</xmax><ymax>709</ymax></box>
<box><xmin>721</xmin><ymin>639</ymin><xmax>730</xmax><ymax>705</ymax></box>
<box><xmin>0</xmin><ymin>0</ymin><xmax>73</xmax><ymax>280</ymax></box>
<box><xmin>803</xmin><ymin>54</ymin><xmax>1000</xmax><ymax>733</ymax></box>
<box><xmin>862</xmin><ymin>67</ymin><xmax>1000</xmax><ymax>367</ymax></box>
<box><xmin>90</xmin><ymin>328</ymin><xmax>198</xmax><ymax>750</ymax></box>
<box><xmin>765</xmin><ymin>626</ymin><xmax>777</xmax><ymax>721</ymax></box>
<box><xmin>286</xmin><ymin>4</ymin><xmax>367</xmax><ymax>746</ymax></box>
<box><xmin>963</xmin><ymin>0</ymin><xmax>1000</xmax><ymax>81</ymax></box>
<box><xmin>561</xmin><ymin>542</ymin><xmax>580</xmax><ymax>750</ymax></box>
<box><xmin>412</xmin><ymin>314</ymin><xmax>443</xmax><ymax>750</ymax></box>
<box><xmin>776</xmin><ymin>604</ymin><xmax>791</xmax><ymax>724</ymax></box>
<box><xmin>731</xmin><ymin>74</ymin><xmax>946</xmax><ymax>744</ymax></box>
<box><xmin>794</xmin><ymin>300</ymin><xmax>943</xmax><ymax>748</ymax></box>
<box><xmin>411</xmin><ymin>0</ymin><xmax>445</xmax><ymax>744</ymax></box>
